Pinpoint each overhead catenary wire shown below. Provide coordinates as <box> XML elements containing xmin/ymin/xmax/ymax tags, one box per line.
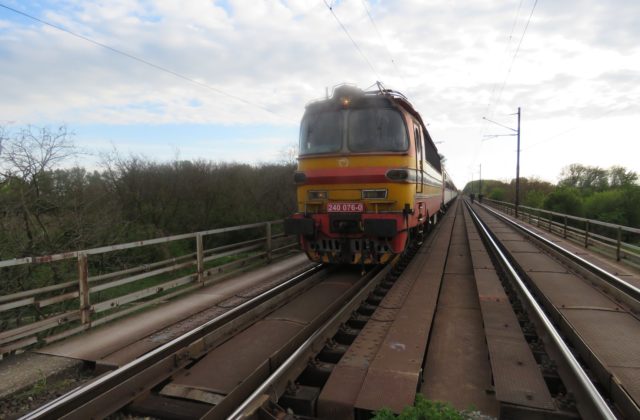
<box><xmin>471</xmin><ymin>0</ymin><xmax>527</xmax><ymax>177</ymax></box>
<box><xmin>359</xmin><ymin>0</ymin><xmax>408</xmax><ymax>91</ymax></box>
<box><xmin>482</xmin><ymin>0</ymin><xmax>525</xmax><ymax>126</ymax></box>
<box><xmin>322</xmin><ymin>0</ymin><xmax>382</xmax><ymax>81</ymax></box>
<box><xmin>470</xmin><ymin>0</ymin><xmax>538</xmax><ymax>180</ymax></box>
<box><xmin>0</xmin><ymin>3</ymin><xmax>294</xmax><ymax>123</ymax></box>
<box><xmin>491</xmin><ymin>0</ymin><xmax>538</xmax><ymax>114</ymax></box>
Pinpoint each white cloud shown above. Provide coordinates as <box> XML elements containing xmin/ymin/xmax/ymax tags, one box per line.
<box><xmin>0</xmin><ymin>0</ymin><xmax>639</xmax><ymax>185</ymax></box>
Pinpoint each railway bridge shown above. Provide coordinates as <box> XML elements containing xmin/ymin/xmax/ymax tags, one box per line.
<box><xmin>1</xmin><ymin>198</ymin><xmax>639</xmax><ymax>419</ymax></box>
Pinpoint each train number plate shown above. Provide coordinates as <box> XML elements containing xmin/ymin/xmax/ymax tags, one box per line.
<box><xmin>327</xmin><ymin>202</ymin><xmax>364</xmax><ymax>213</ymax></box>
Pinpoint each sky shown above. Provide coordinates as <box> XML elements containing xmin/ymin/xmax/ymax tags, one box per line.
<box><xmin>0</xmin><ymin>0</ymin><xmax>639</xmax><ymax>186</ymax></box>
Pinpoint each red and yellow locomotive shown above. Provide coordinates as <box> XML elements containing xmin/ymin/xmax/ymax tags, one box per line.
<box><xmin>285</xmin><ymin>85</ymin><xmax>457</xmax><ymax>264</ymax></box>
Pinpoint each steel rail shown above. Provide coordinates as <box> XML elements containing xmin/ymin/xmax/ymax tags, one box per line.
<box><xmin>228</xmin><ymin>262</ymin><xmax>394</xmax><ymax>419</ymax></box>
<box><xmin>466</xmin><ymin>202</ymin><xmax>616</xmax><ymax>420</ymax></box>
<box><xmin>20</xmin><ymin>263</ymin><xmax>324</xmax><ymax>420</ymax></box>
<box><xmin>478</xmin><ymin>202</ymin><xmax>640</xmax><ymax>303</ymax></box>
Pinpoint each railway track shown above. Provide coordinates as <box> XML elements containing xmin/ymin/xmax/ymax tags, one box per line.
<box><xmin>20</xmin><ymin>256</ymin><xmax>403</xmax><ymax>419</ymax></box>
<box><xmin>232</xmin><ymin>200</ymin><xmax>466</xmax><ymax>418</ymax></box>
<box><xmin>231</xmin><ymin>200</ymin><xmax>639</xmax><ymax>419</ymax></box>
<box><xmin>21</xmin><ymin>264</ymin><xmax>330</xmax><ymax>419</ymax></box>
<box><xmin>18</xmin><ymin>212</ymin><xmax>437</xmax><ymax>420</ymax></box>
<box><xmin>17</xmin><ymin>198</ymin><xmax>640</xmax><ymax>419</ymax></box>
<box><xmin>469</xmin><ymin>201</ymin><xmax>640</xmax><ymax>419</ymax></box>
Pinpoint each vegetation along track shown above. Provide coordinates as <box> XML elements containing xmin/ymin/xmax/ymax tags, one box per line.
<box><xmin>468</xmin><ymin>200</ymin><xmax>640</xmax><ymax>419</ymax></box>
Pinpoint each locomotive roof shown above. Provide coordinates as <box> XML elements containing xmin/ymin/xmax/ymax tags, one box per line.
<box><xmin>305</xmin><ymin>85</ymin><xmax>414</xmax><ymax>113</ymax></box>
<box><xmin>304</xmin><ymin>85</ymin><xmax>440</xmax><ymax>157</ymax></box>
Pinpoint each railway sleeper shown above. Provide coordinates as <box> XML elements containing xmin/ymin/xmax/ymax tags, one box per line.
<box><xmin>318</xmin><ymin>340</ymin><xmax>349</xmax><ymax>364</ymax></box>
<box><xmin>366</xmin><ymin>294</ymin><xmax>383</xmax><ymax>305</ymax></box>
<box><xmin>298</xmin><ymin>359</ymin><xmax>336</xmax><ymax>387</ymax></box>
<box><xmin>348</xmin><ymin>313</ymin><xmax>370</xmax><ymax>329</ymax></box>
<box><xmin>279</xmin><ymin>384</ymin><xmax>322</xmax><ymax>418</ymax></box>
<box><xmin>357</xmin><ymin>302</ymin><xmax>377</xmax><ymax>316</ymax></box>
<box><xmin>529</xmin><ymin>340</ymin><xmax>547</xmax><ymax>363</ymax></box>
<box><xmin>334</xmin><ymin>324</ymin><xmax>361</xmax><ymax>345</ymax></box>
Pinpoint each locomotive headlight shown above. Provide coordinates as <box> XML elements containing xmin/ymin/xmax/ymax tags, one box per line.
<box><xmin>385</xmin><ymin>169</ymin><xmax>410</xmax><ymax>181</ymax></box>
<box><xmin>308</xmin><ymin>190</ymin><xmax>328</xmax><ymax>200</ymax></box>
<box><xmin>362</xmin><ymin>189</ymin><xmax>387</xmax><ymax>199</ymax></box>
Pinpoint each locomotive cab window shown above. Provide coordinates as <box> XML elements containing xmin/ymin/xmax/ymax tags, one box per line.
<box><xmin>414</xmin><ymin>123</ymin><xmax>423</xmax><ymax>161</ymax></box>
<box><xmin>348</xmin><ymin>109</ymin><xmax>408</xmax><ymax>153</ymax></box>
<box><xmin>299</xmin><ymin>111</ymin><xmax>343</xmax><ymax>155</ymax></box>
<box><xmin>299</xmin><ymin>108</ymin><xmax>408</xmax><ymax>155</ymax></box>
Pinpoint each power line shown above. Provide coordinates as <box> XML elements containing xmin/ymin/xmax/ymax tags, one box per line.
<box><xmin>322</xmin><ymin>0</ymin><xmax>381</xmax><ymax>81</ymax></box>
<box><xmin>472</xmin><ymin>0</ymin><xmax>537</xmax><ymax>174</ymax></box>
<box><xmin>492</xmin><ymin>0</ymin><xmax>538</xmax><ymax>113</ymax></box>
<box><xmin>482</xmin><ymin>0</ymin><xmax>524</xmax><ymax>123</ymax></box>
<box><xmin>359</xmin><ymin>0</ymin><xmax>407</xmax><ymax>90</ymax></box>
<box><xmin>0</xmin><ymin>3</ymin><xmax>294</xmax><ymax>123</ymax></box>
<box><xmin>473</xmin><ymin>0</ymin><xmax>526</xmax><ymax>173</ymax></box>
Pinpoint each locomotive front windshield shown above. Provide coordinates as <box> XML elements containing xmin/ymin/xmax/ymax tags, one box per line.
<box><xmin>299</xmin><ymin>108</ymin><xmax>408</xmax><ymax>155</ymax></box>
<box><xmin>299</xmin><ymin>111</ymin><xmax>343</xmax><ymax>155</ymax></box>
<box><xmin>348</xmin><ymin>109</ymin><xmax>408</xmax><ymax>152</ymax></box>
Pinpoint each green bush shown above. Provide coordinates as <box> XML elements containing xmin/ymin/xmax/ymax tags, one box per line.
<box><xmin>543</xmin><ymin>187</ymin><xmax>584</xmax><ymax>216</ymax></box>
<box><xmin>584</xmin><ymin>186</ymin><xmax>640</xmax><ymax>227</ymax></box>
<box><xmin>488</xmin><ymin>188</ymin><xmax>505</xmax><ymax>201</ymax></box>
<box><xmin>373</xmin><ymin>395</ymin><xmax>465</xmax><ymax>420</ymax></box>
<box><xmin>523</xmin><ymin>190</ymin><xmax>546</xmax><ymax>208</ymax></box>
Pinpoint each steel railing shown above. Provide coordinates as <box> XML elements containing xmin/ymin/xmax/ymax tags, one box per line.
<box><xmin>481</xmin><ymin>198</ymin><xmax>640</xmax><ymax>267</ymax></box>
<box><xmin>0</xmin><ymin>220</ymin><xmax>299</xmax><ymax>354</ymax></box>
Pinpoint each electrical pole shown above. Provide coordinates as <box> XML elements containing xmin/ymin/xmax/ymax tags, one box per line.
<box><xmin>482</xmin><ymin>107</ymin><xmax>522</xmax><ymax>216</ymax></box>
<box><xmin>515</xmin><ymin>107</ymin><xmax>521</xmax><ymax>217</ymax></box>
<box><xmin>471</xmin><ymin>172</ymin><xmax>474</xmax><ymax>196</ymax></box>
<box><xmin>479</xmin><ymin>164</ymin><xmax>482</xmax><ymax>202</ymax></box>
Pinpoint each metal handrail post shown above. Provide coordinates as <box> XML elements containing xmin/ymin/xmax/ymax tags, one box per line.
<box><xmin>585</xmin><ymin>220</ymin><xmax>590</xmax><ymax>248</ymax></box>
<box><xmin>266</xmin><ymin>222</ymin><xmax>272</xmax><ymax>262</ymax></box>
<box><xmin>78</xmin><ymin>253</ymin><xmax>91</xmax><ymax>326</ymax></box>
<box><xmin>616</xmin><ymin>227</ymin><xmax>622</xmax><ymax>261</ymax></box>
<box><xmin>196</xmin><ymin>234</ymin><xmax>204</xmax><ymax>285</ymax></box>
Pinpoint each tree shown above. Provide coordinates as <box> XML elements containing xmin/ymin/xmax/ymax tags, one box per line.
<box><xmin>524</xmin><ymin>190</ymin><xmax>546</xmax><ymax>208</ymax></box>
<box><xmin>559</xmin><ymin>164</ymin><xmax>609</xmax><ymax>192</ymax></box>
<box><xmin>585</xmin><ymin>185</ymin><xmax>640</xmax><ymax>228</ymax></box>
<box><xmin>278</xmin><ymin>144</ymin><xmax>298</xmax><ymax>165</ymax></box>
<box><xmin>609</xmin><ymin>166</ymin><xmax>638</xmax><ymax>187</ymax></box>
<box><xmin>0</xmin><ymin>125</ymin><xmax>76</xmax><ymax>255</ymax></box>
<box><xmin>0</xmin><ymin>126</ymin><xmax>75</xmax><ymax>182</ymax></box>
<box><xmin>543</xmin><ymin>187</ymin><xmax>584</xmax><ymax>216</ymax></box>
<box><xmin>488</xmin><ymin>188</ymin><xmax>505</xmax><ymax>201</ymax></box>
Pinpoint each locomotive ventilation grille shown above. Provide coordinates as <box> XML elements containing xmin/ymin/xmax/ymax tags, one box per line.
<box><xmin>309</xmin><ymin>238</ymin><xmax>392</xmax><ymax>254</ymax></box>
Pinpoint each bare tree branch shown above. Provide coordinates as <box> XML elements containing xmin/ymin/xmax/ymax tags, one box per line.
<box><xmin>0</xmin><ymin>125</ymin><xmax>76</xmax><ymax>181</ymax></box>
